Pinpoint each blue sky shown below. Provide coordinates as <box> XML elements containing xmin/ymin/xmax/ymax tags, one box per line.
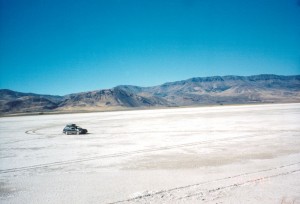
<box><xmin>0</xmin><ymin>0</ymin><xmax>300</xmax><ymax>95</ymax></box>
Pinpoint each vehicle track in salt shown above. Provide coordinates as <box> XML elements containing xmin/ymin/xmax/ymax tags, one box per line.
<box><xmin>24</xmin><ymin>125</ymin><xmax>299</xmax><ymax>139</ymax></box>
<box><xmin>3</xmin><ymin>122</ymin><xmax>298</xmax><ymax>145</ymax></box>
<box><xmin>1</xmin><ymin>125</ymin><xmax>63</xmax><ymax>145</ymax></box>
<box><xmin>108</xmin><ymin>162</ymin><xmax>300</xmax><ymax>204</ymax></box>
<box><xmin>0</xmin><ymin>131</ymin><xmax>299</xmax><ymax>174</ymax></box>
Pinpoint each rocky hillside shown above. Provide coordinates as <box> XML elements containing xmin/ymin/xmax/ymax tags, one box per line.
<box><xmin>1</xmin><ymin>74</ymin><xmax>299</xmax><ymax>114</ymax></box>
<box><xmin>127</xmin><ymin>74</ymin><xmax>300</xmax><ymax>105</ymax></box>
<box><xmin>58</xmin><ymin>87</ymin><xmax>172</xmax><ymax>110</ymax></box>
<box><xmin>0</xmin><ymin>89</ymin><xmax>63</xmax><ymax>113</ymax></box>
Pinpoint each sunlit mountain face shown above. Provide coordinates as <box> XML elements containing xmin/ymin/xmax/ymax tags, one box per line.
<box><xmin>1</xmin><ymin>74</ymin><xmax>299</xmax><ymax>114</ymax></box>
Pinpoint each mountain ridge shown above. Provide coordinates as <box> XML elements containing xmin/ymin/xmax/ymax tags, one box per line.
<box><xmin>1</xmin><ymin>74</ymin><xmax>300</xmax><ymax>114</ymax></box>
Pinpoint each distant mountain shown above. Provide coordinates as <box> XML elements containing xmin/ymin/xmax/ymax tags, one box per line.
<box><xmin>58</xmin><ymin>87</ymin><xmax>172</xmax><ymax>110</ymax></box>
<box><xmin>126</xmin><ymin>74</ymin><xmax>300</xmax><ymax>106</ymax></box>
<box><xmin>1</xmin><ymin>74</ymin><xmax>300</xmax><ymax>114</ymax></box>
<box><xmin>0</xmin><ymin>89</ymin><xmax>63</xmax><ymax>113</ymax></box>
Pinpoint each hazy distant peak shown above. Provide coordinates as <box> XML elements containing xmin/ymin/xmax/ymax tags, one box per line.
<box><xmin>1</xmin><ymin>74</ymin><xmax>299</xmax><ymax>114</ymax></box>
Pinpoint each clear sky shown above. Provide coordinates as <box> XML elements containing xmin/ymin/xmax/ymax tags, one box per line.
<box><xmin>0</xmin><ymin>0</ymin><xmax>300</xmax><ymax>95</ymax></box>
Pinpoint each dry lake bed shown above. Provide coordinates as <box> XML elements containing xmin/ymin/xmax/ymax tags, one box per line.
<box><xmin>0</xmin><ymin>103</ymin><xmax>300</xmax><ymax>203</ymax></box>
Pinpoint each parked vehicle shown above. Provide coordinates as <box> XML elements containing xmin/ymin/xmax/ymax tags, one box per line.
<box><xmin>63</xmin><ymin>124</ymin><xmax>88</xmax><ymax>135</ymax></box>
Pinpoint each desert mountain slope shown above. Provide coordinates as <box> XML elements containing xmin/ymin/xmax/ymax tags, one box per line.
<box><xmin>122</xmin><ymin>74</ymin><xmax>300</xmax><ymax>105</ymax></box>
<box><xmin>1</xmin><ymin>74</ymin><xmax>299</xmax><ymax>113</ymax></box>
<box><xmin>0</xmin><ymin>89</ymin><xmax>63</xmax><ymax>113</ymax></box>
<box><xmin>58</xmin><ymin>87</ymin><xmax>172</xmax><ymax>110</ymax></box>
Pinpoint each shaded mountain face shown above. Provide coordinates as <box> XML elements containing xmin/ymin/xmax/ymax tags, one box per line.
<box><xmin>136</xmin><ymin>74</ymin><xmax>300</xmax><ymax>105</ymax></box>
<box><xmin>1</xmin><ymin>74</ymin><xmax>300</xmax><ymax>114</ymax></box>
<box><xmin>0</xmin><ymin>89</ymin><xmax>64</xmax><ymax>113</ymax></box>
<box><xmin>58</xmin><ymin>87</ymin><xmax>172</xmax><ymax>110</ymax></box>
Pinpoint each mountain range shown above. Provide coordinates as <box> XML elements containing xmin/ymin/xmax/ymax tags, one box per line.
<box><xmin>1</xmin><ymin>74</ymin><xmax>300</xmax><ymax>114</ymax></box>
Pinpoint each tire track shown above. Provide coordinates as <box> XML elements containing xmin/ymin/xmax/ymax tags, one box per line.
<box><xmin>26</xmin><ymin>129</ymin><xmax>300</xmax><ymax>136</ymax></box>
<box><xmin>2</xmin><ymin>126</ymin><xmax>289</xmax><ymax>145</ymax></box>
<box><xmin>0</xmin><ymin>133</ymin><xmax>285</xmax><ymax>174</ymax></box>
<box><xmin>20</xmin><ymin>128</ymin><xmax>300</xmax><ymax>143</ymax></box>
<box><xmin>108</xmin><ymin>162</ymin><xmax>300</xmax><ymax>203</ymax></box>
<box><xmin>179</xmin><ymin>169</ymin><xmax>300</xmax><ymax>200</ymax></box>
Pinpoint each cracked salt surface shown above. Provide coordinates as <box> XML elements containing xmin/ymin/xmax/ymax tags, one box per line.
<box><xmin>0</xmin><ymin>103</ymin><xmax>300</xmax><ymax>203</ymax></box>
